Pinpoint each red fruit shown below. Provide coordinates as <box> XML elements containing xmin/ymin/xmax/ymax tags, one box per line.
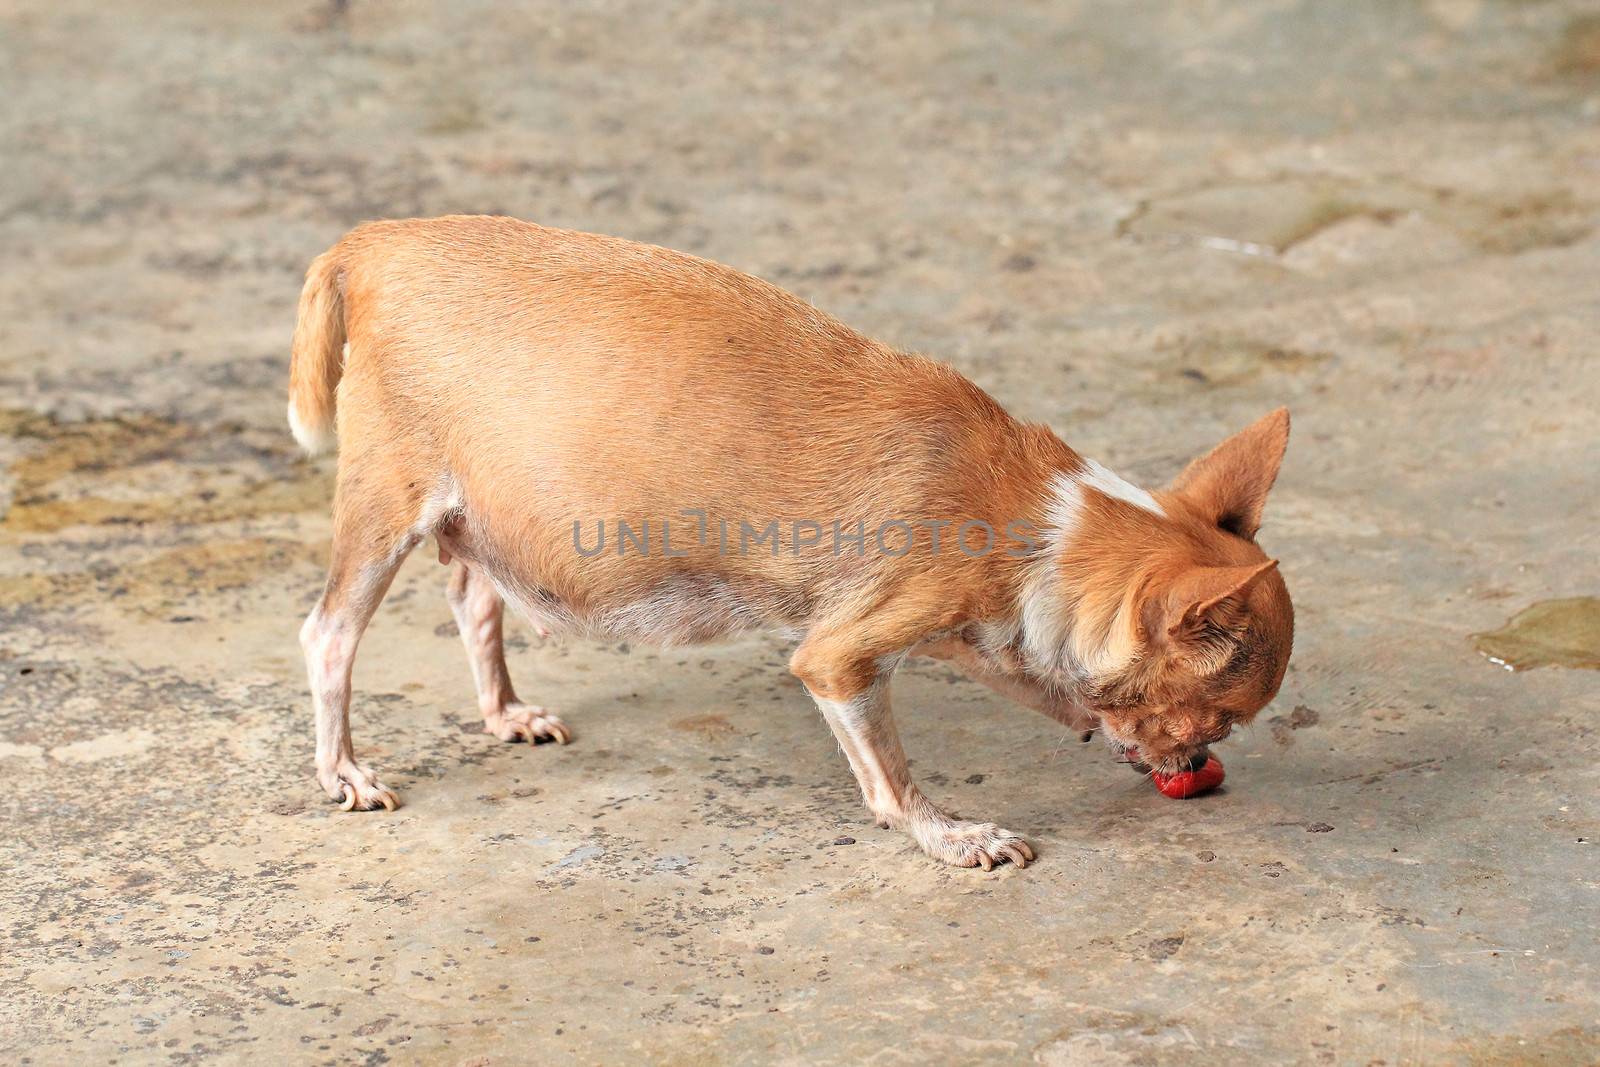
<box><xmin>1152</xmin><ymin>754</ymin><xmax>1225</xmax><ymax>799</ymax></box>
<box><xmin>1126</xmin><ymin>748</ymin><xmax>1227</xmax><ymax>799</ymax></box>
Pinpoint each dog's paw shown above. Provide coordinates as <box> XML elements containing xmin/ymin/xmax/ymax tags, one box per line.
<box><xmin>319</xmin><ymin>762</ymin><xmax>399</xmax><ymax>812</ymax></box>
<box><xmin>484</xmin><ymin>703</ymin><xmax>572</xmax><ymax>745</ymax></box>
<box><xmin>924</xmin><ymin>821</ymin><xmax>1034</xmax><ymax>871</ymax></box>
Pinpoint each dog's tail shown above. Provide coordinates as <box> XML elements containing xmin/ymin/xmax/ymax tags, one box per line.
<box><xmin>287</xmin><ymin>249</ymin><xmax>346</xmax><ymax>456</ymax></box>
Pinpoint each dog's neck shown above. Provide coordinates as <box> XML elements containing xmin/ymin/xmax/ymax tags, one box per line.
<box><xmin>978</xmin><ymin>457</ymin><xmax>1167</xmax><ymax>693</ymax></box>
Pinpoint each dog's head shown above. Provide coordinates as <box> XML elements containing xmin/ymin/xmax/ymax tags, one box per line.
<box><xmin>1026</xmin><ymin>409</ymin><xmax>1294</xmax><ymax>775</ymax></box>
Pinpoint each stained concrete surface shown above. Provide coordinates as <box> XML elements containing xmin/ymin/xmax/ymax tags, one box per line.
<box><xmin>3</xmin><ymin>1</ymin><xmax>1599</xmax><ymax>1063</ymax></box>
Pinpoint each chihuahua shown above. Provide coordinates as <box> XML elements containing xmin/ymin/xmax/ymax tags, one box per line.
<box><xmin>289</xmin><ymin>215</ymin><xmax>1293</xmax><ymax>870</ymax></box>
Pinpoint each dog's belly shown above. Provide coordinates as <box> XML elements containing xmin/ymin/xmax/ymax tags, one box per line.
<box><xmin>495</xmin><ymin>570</ymin><xmax>772</xmax><ymax>645</ymax></box>
<box><xmin>441</xmin><ymin>517</ymin><xmax>799</xmax><ymax>647</ymax></box>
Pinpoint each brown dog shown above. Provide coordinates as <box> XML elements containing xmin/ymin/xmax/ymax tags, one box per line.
<box><xmin>289</xmin><ymin>215</ymin><xmax>1293</xmax><ymax>870</ymax></box>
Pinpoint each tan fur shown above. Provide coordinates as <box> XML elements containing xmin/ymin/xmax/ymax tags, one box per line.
<box><xmin>288</xmin><ymin>215</ymin><xmax>1294</xmax><ymax>868</ymax></box>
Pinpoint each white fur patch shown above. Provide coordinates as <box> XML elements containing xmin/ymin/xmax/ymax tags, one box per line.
<box><xmin>1077</xmin><ymin>459</ymin><xmax>1163</xmax><ymax>516</ymax></box>
<box><xmin>413</xmin><ymin>477</ymin><xmax>463</xmax><ymax>539</ymax></box>
<box><xmin>1013</xmin><ymin>464</ymin><xmax>1156</xmax><ymax>681</ymax></box>
<box><xmin>1039</xmin><ymin>470</ymin><xmax>1086</xmax><ymax>538</ymax></box>
<box><xmin>287</xmin><ymin>399</ymin><xmax>336</xmax><ymax>456</ymax></box>
<box><xmin>1014</xmin><ymin>473</ymin><xmax>1084</xmax><ymax>678</ymax></box>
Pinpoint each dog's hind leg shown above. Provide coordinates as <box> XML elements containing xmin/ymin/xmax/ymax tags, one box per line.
<box><xmin>299</xmin><ymin>434</ymin><xmax>439</xmax><ymax>811</ymax></box>
<box><xmin>445</xmin><ymin>560</ymin><xmax>571</xmax><ymax>745</ymax></box>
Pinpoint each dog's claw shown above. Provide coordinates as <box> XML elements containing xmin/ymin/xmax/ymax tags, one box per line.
<box><xmin>338</xmin><ymin>782</ymin><xmax>400</xmax><ymax>811</ymax></box>
<box><xmin>324</xmin><ymin>764</ymin><xmax>399</xmax><ymax>812</ymax></box>
<box><xmin>484</xmin><ymin>704</ymin><xmax>572</xmax><ymax>747</ymax></box>
<box><xmin>926</xmin><ymin>821</ymin><xmax>1034</xmax><ymax>871</ymax></box>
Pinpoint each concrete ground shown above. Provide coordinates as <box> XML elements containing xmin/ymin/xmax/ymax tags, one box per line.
<box><xmin>3</xmin><ymin>1</ymin><xmax>1598</xmax><ymax>1063</ymax></box>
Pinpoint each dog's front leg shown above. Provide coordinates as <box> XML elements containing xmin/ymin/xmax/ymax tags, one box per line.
<box><xmin>792</xmin><ymin>642</ymin><xmax>1034</xmax><ymax>871</ymax></box>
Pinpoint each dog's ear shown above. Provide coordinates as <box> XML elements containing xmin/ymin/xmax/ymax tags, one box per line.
<box><xmin>1170</xmin><ymin>408</ymin><xmax>1289</xmax><ymax>539</ymax></box>
<box><xmin>1143</xmin><ymin>561</ymin><xmax>1279</xmax><ymax>666</ymax></box>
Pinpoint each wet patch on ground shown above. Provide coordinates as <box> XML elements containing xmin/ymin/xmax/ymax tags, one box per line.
<box><xmin>1473</xmin><ymin>597</ymin><xmax>1600</xmax><ymax>671</ymax></box>
<box><xmin>1154</xmin><ymin>334</ymin><xmax>1335</xmax><ymax>390</ymax></box>
<box><xmin>1120</xmin><ymin>177</ymin><xmax>1594</xmax><ymax>260</ymax></box>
